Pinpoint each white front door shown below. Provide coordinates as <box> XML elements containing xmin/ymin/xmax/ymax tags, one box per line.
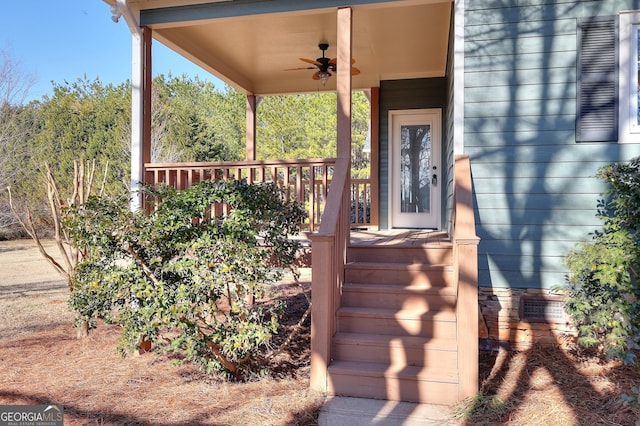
<box><xmin>389</xmin><ymin>109</ymin><xmax>441</xmax><ymax>229</ymax></box>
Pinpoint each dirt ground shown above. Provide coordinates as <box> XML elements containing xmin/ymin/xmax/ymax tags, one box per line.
<box><xmin>1</xmin><ymin>239</ymin><xmax>639</xmax><ymax>425</ymax></box>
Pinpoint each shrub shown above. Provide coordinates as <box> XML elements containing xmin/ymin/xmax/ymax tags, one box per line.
<box><xmin>64</xmin><ymin>180</ymin><xmax>306</xmax><ymax>379</ymax></box>
<box><xmin>564</xmin><ymin>158</ymin><xmax>640</xmax><ymax>363</ymax></box>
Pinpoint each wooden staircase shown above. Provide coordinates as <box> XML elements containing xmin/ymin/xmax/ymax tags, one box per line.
<box><xmin>325</xmin><ymin>231</ymin><xmax>461</xmax><ymax>405</ymax></box>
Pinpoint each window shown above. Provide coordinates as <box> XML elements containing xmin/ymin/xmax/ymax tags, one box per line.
<box><xmin>619</xmin><ymin>11</ymin><xmax>640</xmax><ymax>143</ymax></box>
<box><xmin>632</xmin><ymin>25</ymin><xmax>640</xmax><ymax>130</ymax></box>
<box><xmin>576</xmin><ymin>16</ymin><xmax>619</xmax><ymax>142</ymax></box>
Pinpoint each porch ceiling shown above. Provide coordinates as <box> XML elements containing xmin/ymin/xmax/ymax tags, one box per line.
<box><xmin>109</xmin><ymin>0</ymin><xmax>451</xmax><ymax>96</ymax></box>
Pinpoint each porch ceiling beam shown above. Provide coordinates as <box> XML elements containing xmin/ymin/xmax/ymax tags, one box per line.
<box><xmin>139</xmin><ymin>0</ymin><xmax>434</xmax><ymax>26</ymax></box>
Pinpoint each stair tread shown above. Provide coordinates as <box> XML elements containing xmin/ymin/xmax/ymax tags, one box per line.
<box><xmin>348</xmin><ymin>240</ymin><xmax>453</xmax><ymax>247</ymax></box>
<box><xmin>346</xmin><ymin>261</ymin><xmax>452</xmax><ymax>270</ymax></box>
<box><xmin>333</xmin><ymin>332</ymin><xmax>457</xmax><ymax>351</ymax></box>
<box><xmin>343</xmin><ymin>282</ymin><xmax>456</xmax><ymax>294</ymax></box>
<box><xmin>328</xmin><ymin>360</ymin><xmax>458</xmax><ymax>383</ymax></box>
<box><xmin>338</xmin><ymin>306</ymin><xmax>456</xmax><ymax>320</ymax></box>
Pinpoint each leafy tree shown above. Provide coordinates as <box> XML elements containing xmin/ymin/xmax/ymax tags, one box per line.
<box><xmin>65</xmin><ymin>180</ymin><xmax>306</xmax><ymax>379</ymax></box>
<box><xmin>0</xmin><ymin>49</ymin><xmax>37</xmax><ymax>236</ymax></box>
<box><xmin>256</xmin><ymin>91</ymin><xmax>371</xmax><ymax>178</ymax></box>
<box><xmin>31</xmin><ymin>77</ymin><xmax>130</xmax><ymax>200</ymax></box>
<box><xmin>152</xmin><ymin>75</ymin><xmax>245</xmax><ymax>162</ymax></box>
<box><xmin>564</xmin><ymin>157</ymin><xmax>640</xmax><ymax>364</ymax></box>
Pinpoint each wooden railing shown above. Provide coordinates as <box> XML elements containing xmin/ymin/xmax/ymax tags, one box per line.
<box><xmin>452</xmin><ymin>154</ymin><xmax>480</xmax><ymax>400</ymax></box>
<box><xmin>144</xmin><ymin>159</ymin><xmax>374</xmax><ymax>231</ymax></box>
<box><xmin>309</xmin><ymin>157</ymin><xmax>351</xmax><ymax>392</ymax></box>
<box><xmin>350</xmin><ymin>178</ymin><xmax>371</xmax><ymax>228</ymax></box>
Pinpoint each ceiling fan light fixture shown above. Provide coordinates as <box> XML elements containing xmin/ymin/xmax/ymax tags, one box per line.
<box><xmin>317</xmin><ymin>71</ymin><xmax>331</xmax><ymax>86</ymax></box>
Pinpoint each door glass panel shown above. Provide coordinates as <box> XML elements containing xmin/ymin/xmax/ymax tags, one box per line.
<box><xmin>400</xmin><ymin>124</ymin><xmax>431</xmax><ymax>213</ymax></box>
<box><xmin>637</xmin><ymin>27</ymin><xmax>640</xmax><ymax>126</ymax></box>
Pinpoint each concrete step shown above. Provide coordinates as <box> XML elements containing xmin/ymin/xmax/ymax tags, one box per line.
<box><xmin>336</xmin><ymin>307</ymin><xmax>456</xmax><ymax>338</ymax></box>
<box><xmin>332</xmin><ymin>332</ymin><xmax>457</xmax><ymax>369</ymax></box>
<box><xmin>318</xmin><ymin>397</ymin><xmax>457</xmax><ymax>426</ymax></box>
<box><xmin>327</xmin><ymin>360</ymin><xmax>459</xmax><ymax>405</ymax></box>
<box><xmin>342</xmin><ymin>283</ymin><xmax>456</xmax><ymax>310</ymax></box>
<box><xmin>344</xmin><ymin>262</ymin><xmax>454</xmax><ymax>287</ymax></box>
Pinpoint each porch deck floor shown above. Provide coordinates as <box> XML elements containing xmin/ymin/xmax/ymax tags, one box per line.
<box><xmin>349</xmin><ymin>229</ymin><xmax>450</xmax><ymax>247</ymax></box>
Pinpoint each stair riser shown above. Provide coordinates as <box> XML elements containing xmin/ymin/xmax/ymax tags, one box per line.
<box><xmin>327</xmin><ymin>373</ymin><xmax>459</xmax><ymax>405</ymax></box>
<box><xmin>347</xmin><ymin>246</ymin><xmax>452</xmax><ymax>264</ymax></box>
<box><xmin>337</xmin><ymin>315</ymin><xmax>456</xmax><ymax>338</ymax></box>
<box><xmin>345</xmin><ymin>268</ymin><xmax>453</xmax><ymax>287</ymax></box>
<box><xmin>342</xmin><ymin>290</ymin><xmax>456</xmax><ymax>311</ymax></box>
<box><xmin>333</xmin><ymin>342</ymin><xmax>458</xmax><ymax>370</ymax></box>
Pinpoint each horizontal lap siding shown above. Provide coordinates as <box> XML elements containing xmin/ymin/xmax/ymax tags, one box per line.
<box><xmin>464</xmin><ymin>0</ymin><xmax>640</xmax><ymax>289</ymax></box>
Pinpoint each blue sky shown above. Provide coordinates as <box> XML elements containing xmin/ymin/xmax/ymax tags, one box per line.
<box><xmin>2</xmin><ymin>1</ymin><xmax>219</xmax><ymax>102</ymax></box>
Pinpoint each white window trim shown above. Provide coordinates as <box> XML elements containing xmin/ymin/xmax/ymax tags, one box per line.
<box><xmin>619</xmin><ymin>11</ymin><xmax>640</xmax><ymax>143</ymax></box>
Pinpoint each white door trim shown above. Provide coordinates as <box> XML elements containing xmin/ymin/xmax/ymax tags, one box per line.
<box><xmin>388</xmin><ymin>108</ymin><xmax>442</xmax><ymax>229</ymax></box>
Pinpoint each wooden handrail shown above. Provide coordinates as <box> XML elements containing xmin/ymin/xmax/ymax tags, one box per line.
<box><xmin>452</xmin><ymin>154</ymin><xmax>480</xmax><ymax>400</ymax></box>
<box><xmin>144</xmin><ymin>158</ymin><xmax>337</xmax><ymax>231</ymax></box>
<box><xmin>144</xmin><ymin>158</ymin><xmax>375</xmax><ymax>230</ymax></box>
<box><xmin>145</xmin><ymin>158</ymin><xmax>337</xmax><ymax>169</ymax></box>
<box><xmin>309</xmin><ymin>157</ymin><xmax>351</xmax><ymax>391</ymax></box>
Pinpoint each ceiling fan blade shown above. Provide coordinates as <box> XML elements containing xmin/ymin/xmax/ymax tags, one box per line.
<box><xmin>312</xmin><ymin>71</ymin><xmax>320</xmax><ymax>80</ymax></box>
<box><xmin>285</xmin><ymin>66</ymin><xmax>316</xmax><ymax>71</ymax></box>
<box><xmin>351</xmin><ymin>66</ymin><xmax>361</xmax><ymax>76</ymax></box>
<box><xmin>300</xmin><ymin>57</ymin><xmax>321</xmax><ymax>66</ymax></box>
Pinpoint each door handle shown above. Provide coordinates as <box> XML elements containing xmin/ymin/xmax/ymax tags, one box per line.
<box><xmin>432</xmin><ymin>173</ymin><xmax>438</xmax><ymax>186</ymax></box>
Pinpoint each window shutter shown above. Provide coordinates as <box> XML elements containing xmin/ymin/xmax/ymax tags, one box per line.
<box><xmin>576</xmin><ymin>16</ymin><xmax>618</xmax><ymax>142</ymax></box>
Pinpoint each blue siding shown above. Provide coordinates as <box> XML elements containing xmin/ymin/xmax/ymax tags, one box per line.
<box><xmin>464</xmin><ymin>0</ymin><xmax>640</xmax><ymax>289</ymax></box>
<box><xmin>378</xmin><ymin>78</ymin><xmax>448</xmax><ymax>229</ymax></box>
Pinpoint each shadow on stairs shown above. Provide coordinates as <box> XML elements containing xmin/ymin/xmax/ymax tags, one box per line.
<box><xmin>325</xmin><ymin>230</ymin><xmax>460</xmax><ymax>406</ymax></box>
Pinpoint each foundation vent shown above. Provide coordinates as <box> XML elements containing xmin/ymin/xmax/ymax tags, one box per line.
<box><xmin>520</xmin><ymin>296</ymin><xmax>567</xmax><ymax>323</ymax></box>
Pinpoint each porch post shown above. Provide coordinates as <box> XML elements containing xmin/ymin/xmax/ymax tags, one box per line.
<box><xmin>336</xmin><ymin>7</ymin><xmax>352</xmax><ymax>162</ymax></box>
<box><xmin>130</xmin><ymin>26</ymin><xmax>152</xmax><ymax>211</ymax></box>
<box><xmin>337</xmin><ymin>5</ymin><xmax>352</xmax><ymax>259</ymax></box>
<box><xmin>369</xmin><ymin>87</ymin><xmax>380</xmax><ymax>228</ymax></box>
<box><xmin>245</xmin><ymin>95</ymin><xmax>260</xmax><ymax>161</ymax></box>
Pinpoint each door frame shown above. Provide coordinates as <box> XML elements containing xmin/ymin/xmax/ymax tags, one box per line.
<box><xmin>387</xmin><ymin>108</ymin><xmax>442</xmax><ymax>229</ymax></box>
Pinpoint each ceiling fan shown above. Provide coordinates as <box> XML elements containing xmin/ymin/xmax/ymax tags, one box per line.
<box><xmin>287</xmin><ymin>43</ymin><xmax>360</xmax><ymax>86</ymax></box>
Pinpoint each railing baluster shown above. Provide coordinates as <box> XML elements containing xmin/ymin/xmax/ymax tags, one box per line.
<box><xmin>309</xmin><ymin>165</ymin><xmax>316</xmax><ymax>232</ymax></box>
<box><xmin>144</xmin><ymin>158</ymin><xmax>377</xmax><ymax>230</ymax></box>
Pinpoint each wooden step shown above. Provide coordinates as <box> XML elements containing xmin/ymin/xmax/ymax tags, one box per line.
<box><xmin>332</xmin><ymin>332</ymin><xmax>457</xmax><ymax>368</ymax></box>
<box><xmin>345</xmin><ymin>262</ymin><xmax>454</xmax><ymax>287</ymax></box>
<box><xmin>347</xmin><ymin>244</ymin><xmax>453</xmax><ymax>264</ymax></box>
<box><xmin>327</xmin><ymin>360</ymin><xmax>459</xmax><ymax>405</ymax></box>
<box><xmin>342</xmin><ymin>283</ymin><xmax>456</xmax><ymax>310</ymax></box>
<box><xmin>337</xmin><ymin>307</ymin><xmax>456</xmax><ymax>338</ymax></box>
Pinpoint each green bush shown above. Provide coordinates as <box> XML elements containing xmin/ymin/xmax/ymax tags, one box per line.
<box><xmin>64</xmin><ymin>180</ymin><xmax>306</xmax><ymax>379</ymax></box>
<box><xmin>564</xmin><ymin>158</ymin><xmax>640</xmax><ymax>364</ymax></box>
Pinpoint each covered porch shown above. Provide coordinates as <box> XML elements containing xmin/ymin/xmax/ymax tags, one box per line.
<box><xmin>108</xmin><ymin>0</ymin><xmax>478</xmax><ymax>404</ymax></box>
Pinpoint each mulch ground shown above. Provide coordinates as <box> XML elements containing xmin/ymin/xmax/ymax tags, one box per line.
<box><xmin>0</xmin><ymin>279</ymin><xmax>324</xmax><ymax>426</ymax></box>
<box><xmin>456</xmin><ymin>344</ymin><xmax>640</xmax><ymax>425</ymax></box>
<box><xmin>1</xmin><ymin>241</ymin><xmax>640</xmax><ymax>425</ymax></box>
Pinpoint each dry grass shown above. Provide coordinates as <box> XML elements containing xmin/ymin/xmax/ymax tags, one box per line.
<box><xmin>2</xmin><ymin>239</ymin><xmax>640</xmax><ymax>425</ymax></box>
